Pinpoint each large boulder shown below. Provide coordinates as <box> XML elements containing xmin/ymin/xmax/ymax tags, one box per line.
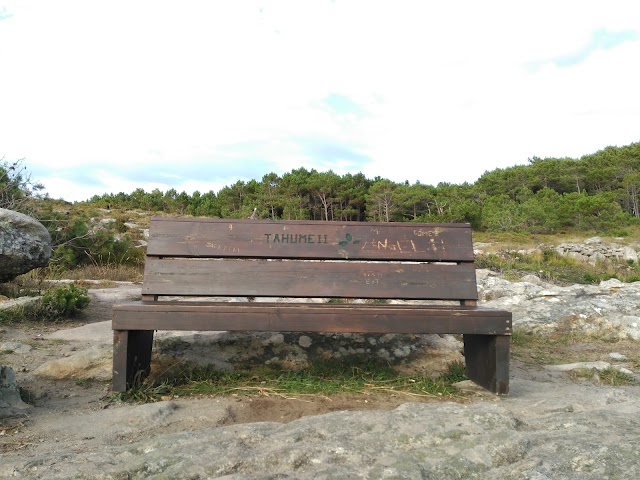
<box><xmin>0</xmin><ymin>208</ymin><xmax>51</xmax><ymax>282</ymax></box>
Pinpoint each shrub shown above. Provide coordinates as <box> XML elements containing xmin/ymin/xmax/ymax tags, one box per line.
<box><xmin>41</xmin><ymin>283</ymin><xmax>91</xmax><ymax>318</ymax></box>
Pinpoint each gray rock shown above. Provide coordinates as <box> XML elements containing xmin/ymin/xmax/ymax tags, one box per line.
<box><xmin>157</xmin><ymin>331</ymin><xmax>461</xmax><ymax>377</ymax></box>
<box><xmin>0</xmin><ymin>208</ymin><xmax>51</xmax><ymax>282</ymax></box>
<box><xmin>478</xmin><ymin>273</ymin><xmax>640</xmax><ymax>339</ymax></box>
<box><xmin>520</xmin><ymin>274</ymin><xmax>543</xmax><ymax>285</ymax></box>
<box><xmin>555</xmin><ymin>239</ymin><xmax>639</xmax><ymax>266</ymax></box>
<box><xmin>622</xmin><ymin>246</ymin><xmax>638</xmax><ymax>263</ymax></box>
<box><xmin>0</xmin><ymin>341</ymin><xmax>33</xmax><ymax>353</ymax></box>
<box><xmin>0</xmin><ymin>365</ymin><xmax>30</xmax><ymax>418</ymax></box>
<box><xmin>3</xmin><ymin>381</ymin><xmax>640</xmax><ymax>479</ymax></box>
<box><xmin>32</xmin><ymin>345</ymin><xmax>112</xmax><ymax>381</ymax></box>
<box><xmin>0</xmin><ymin>295</ymin><xmax>41</xmax><ymax>312</ymax></box>
<box><xmin>544</xmin><ymin>361</ymin><xmax>610</xmax><ymax>372</ymax></box>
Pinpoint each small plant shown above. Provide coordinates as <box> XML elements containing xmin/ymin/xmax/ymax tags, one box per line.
<box><xmin>74</xmin><ymin>378</ymin><xmax>94</xmax><ymax>388</ymax></box>
<box><xmin>41</xmin><ymin>283</ymin><xmax>90</xmax><ymax>318</ymax></box>
<box><xmin>569</xmin><ymin>367</ymin><xmax>638</xmax><ymax>386</ymax></box>
<box><xmin>327</xmin><ymin>298</ymin><xmax>348</xmax><ymax>304</ymax></box>
<box><xmin>0</xmin><ymin>302</ymin><xmax>42</xmax><ymax>324</ymax></box>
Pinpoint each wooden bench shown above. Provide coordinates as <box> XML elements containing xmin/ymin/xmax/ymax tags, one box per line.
<box><xmin>112</xmin><ymin>217</ymin><xmax>512</xmax><ymax>394</ymax></box>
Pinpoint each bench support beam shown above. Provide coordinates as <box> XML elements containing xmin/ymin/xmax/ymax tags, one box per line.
<box><xmin>463</xmin><ymin>334</ymin><xmax>510</xmax><ymax>394</ymax></box>
<box><xmin>113</xmin><ymin>330</ymin><xmax>154</xmax><ymax>393</ymax></box>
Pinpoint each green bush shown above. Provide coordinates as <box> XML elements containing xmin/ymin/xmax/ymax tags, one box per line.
<box><xmin>41</xmin><ymin>283</ymin><xmax>91</xmax><ymax>318</ymax></box>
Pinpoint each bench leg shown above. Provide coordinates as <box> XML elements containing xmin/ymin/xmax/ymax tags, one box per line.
<box><xmin>463</xmin><ymin>334</ymin><xmax>510</xmax><ymax>395</ymax></box>
<box><xmin>112</xmin><ymin>330</ymin><xmax>154</xmax><ymax>392</ymax></box>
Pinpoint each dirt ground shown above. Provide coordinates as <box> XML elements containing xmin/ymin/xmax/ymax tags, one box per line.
<box><xmin>1</xmin><ymin>282</ymin><xmax>637</xmax><ymax>459</ymax></box>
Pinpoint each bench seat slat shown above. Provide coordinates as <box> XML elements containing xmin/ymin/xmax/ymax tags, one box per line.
<box><xmin>147</xmin><ymin>218</ymin><xmax>475</xmax><ymax>262</ymax></box>
<box><xmin>113</xmin><ymin>301</ymin><xmax>512</xmax><ymax>335</ymax></box>
<box><xmin>142</xmin><ymin>258</ymin><xmax>479</xmax><ymax>300</ymax></box>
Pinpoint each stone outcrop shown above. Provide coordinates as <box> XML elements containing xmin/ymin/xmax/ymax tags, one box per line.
<box><xmin>555</xmin><ymin>236</ymin><xmax>638</xmax><ymax>265</ymax></box>
<box><xmin>2</xmin><ymin>379</ymin><xmax>639</xmax><ymax>479</ymax></box>
<box><xmin>474</xmin><ymin>238</ymin><xmax>639</xmax><ymax>266</ymax></box>
<box><xmin>478</xmin><ymin>270</ymin><xmax>640</xmax><ymax>339</ymax></box>
<box><xmin>32</xmin><ymin>345</ymin><xmax>113</xmax><ymax>382</ymax></box>
<box><xmin>0</xmin><ymin>208</ymin><xmax>51</xmax><ymax>282</ymax></box>
<box><xmin>156</xmin><ymin>330</ymin><xmax>463</xmax><ymax>377</ymax></box>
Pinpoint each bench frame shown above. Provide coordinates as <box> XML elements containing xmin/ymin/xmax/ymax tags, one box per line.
<box><xmin>113</xmin><ymin>217</ymin><xmax>511</xmax><ymax>394</ymax></box>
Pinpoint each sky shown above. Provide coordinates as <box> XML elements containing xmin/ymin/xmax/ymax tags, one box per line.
<box><xmin>1</xmin><ymin>1</ymin><xmax>639</xmax><ymax>203</ymax></box>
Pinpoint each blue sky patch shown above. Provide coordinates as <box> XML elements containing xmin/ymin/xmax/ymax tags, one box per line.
<box><xmin>0</xmin><ymin>7</ymin><xmax>13</xmax><ymax>21</ymax></box>
<box><xmin>553</xmin><ymin>29</ymin><xmax>638</xmax><ymax>67</ymax></box>
<box><xmin>323</xmin><ymin>93</ymin><xmax>367</xmax><ymax>117</ymax></box>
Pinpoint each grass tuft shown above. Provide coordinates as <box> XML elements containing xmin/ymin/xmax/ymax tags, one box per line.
<box><xmin>476</xmin><ymin>248</ymin><xmax>640</xmax><ymax>285</ymax></box>
<box><xmin>569</xmin><ymin>367</ymin><xmax>638</xmax><ymax>386</ymax></box>
<box><xmin>114</xmin><ymin>359</ymin><xmax>468</xmax><ymax>404</ymax></box>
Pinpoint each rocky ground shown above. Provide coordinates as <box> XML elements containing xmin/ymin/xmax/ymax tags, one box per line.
<box><xmin>1</xmin><ymin>276</ymin><xmax>639</xmax><ymax>479</ymax></box>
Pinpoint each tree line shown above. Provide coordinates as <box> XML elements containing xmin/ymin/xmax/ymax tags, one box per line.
<box><xmin>3</xmin><ymin>142</ymin><xmax>639</xmax><ymax>272</ymax></box>
<box><xmin>86</xmin><ymin>141</ymin><xmax>640</xmax><ymax>234</ymax></box>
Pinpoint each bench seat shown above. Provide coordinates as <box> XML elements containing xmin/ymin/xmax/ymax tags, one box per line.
<box><xmin>114</xmin><ymin>302</ymin><xmax>510</xmax><ymax>334</ymax></box>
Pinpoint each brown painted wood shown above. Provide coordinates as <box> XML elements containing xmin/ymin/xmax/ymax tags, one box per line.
<box><xmin>112</xmin><ymin>329</ymin><xmax>154</xmax><ymax>392</ymax></box>
<box><xmin>112</xmin><ymin>330</ymin><xmax>128</xmax><ymax>392</ymax></box>
<box><xmin>463</xmin><ymin>334</ymin><xmax>510</xmax><ymax>394</ymax></box>
<box><xmin>112</xmin><ymin>217</ymin><xmax>513</xmax><ymax>395</ymax></box>
<box><xmin>146</xmin><ymin>217</ymin><xmax>475</xmax><ymax>262</ymax></box>
<box><xmin>141</xmin><ymin>258</ymin><xmax>479</xmax><ymax>300</ymax></box>
<box><xmin>114</xmin><ymin>302</ymin><xmax>512</xmax><ymax>335</ymax></box>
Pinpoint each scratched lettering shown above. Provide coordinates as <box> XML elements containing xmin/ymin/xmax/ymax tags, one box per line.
<box><xmin>264</xmin><ymin>233</ymin><xmax>328</xmax><ymax>245</ymax></box>
<box><xmin>413</xmin><ymin>229</ymin><xmax>439</xmax><ymax>237</ymax></box>
<box><xmin>205</xmin><ymin>242</ymin><xmax>240</xmax><ymax>253</ymax></box>
<box><xmin>363</xmin><ymin>272</ymin><xmax>381</xmax><ymax>285</ymax></box>
<box><xmin>361</xmin><ymin>238</ymin><xmax>434</xmax><ymax>254</ymax></box>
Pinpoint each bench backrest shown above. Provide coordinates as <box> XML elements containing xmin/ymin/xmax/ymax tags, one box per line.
<box><xmin>142</xmin><ymin>217</ymin><xmax>478</xmax><ymax>303</ymax></box>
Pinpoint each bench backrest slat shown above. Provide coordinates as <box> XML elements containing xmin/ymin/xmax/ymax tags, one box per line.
<box><xmin>146</xmin><ymin>218</ymin><xmax>475</xmax><ymax>262</ymax></box>
<box><xmin>142</xmin><ymin>258</ymin><xmax>478</xmax><ymax>300</ymax></box>
<box><xmin>143</xmin><ymin>217</ymin><xmax>478</xmax><ymax>301</ymax></box>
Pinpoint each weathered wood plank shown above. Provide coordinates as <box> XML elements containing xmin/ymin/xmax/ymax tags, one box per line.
<box><xmin>463</xmin><ymin>334</ymin><xmax>510</xmax><ymax>394</ymax></box>
<box><xmin>113</xmin><ymin>302</ymin><xmax>512</xmax><ymax>335</ymax></box>
<box><xmin>141</xmin><ymin>258</ymin><xmax>479</xmax><ymax>300</ymax></box>
<box><xmin>146</xmin><ymin>218</ymin><xmax>474</xmax><ymax>262</ymax></box>
<box><xmin>112</xmin><ymin>330</ymin><xmax>154</xmax><ymax>392</ymax></box>
<box><xmin>112</xmin><ymin>330</ymin><xmax>128</xmax><ymax>393</ymax></box>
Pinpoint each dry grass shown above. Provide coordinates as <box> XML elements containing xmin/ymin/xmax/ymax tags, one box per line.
<box><xmin>50</xmin><ymin>264</ymin><xmax>144</xmax><ymax>282</ymax></box>
<box><xmin>511</xmin><ymin>328</ymin><xmax>639</xmax><ymax>376</ymax></box>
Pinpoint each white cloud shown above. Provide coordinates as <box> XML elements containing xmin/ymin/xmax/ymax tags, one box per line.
<box><xmin>1</xmin><ymin>0</ymin><xmax>639</xmax><ymax>201</ymax></box>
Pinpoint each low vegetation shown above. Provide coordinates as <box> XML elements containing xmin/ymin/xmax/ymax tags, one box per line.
<box><xmin>0</xmin><ymin>283</ymin><xmax>90</xmax><ymax>325</ymax></box>
<box><xmin>116</xmin><ymin>359</ymin><xmax>468</xmax><ymax>403</ymax></box>
<box><xmin>511</xmin><ymin>328</ymin><xmax>639</xmax><ymax>386</ymax></box>
<box><xmin>476</xmin><ymin>247</ymin><xmax>640</xmax><ymax>285</ymax></box>
<box><xmin>569</xmin><ymin>367</ymin><xmax>638</xmax><ymax>386</ymax></box>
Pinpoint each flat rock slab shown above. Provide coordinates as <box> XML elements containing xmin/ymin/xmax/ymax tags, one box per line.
<box><xmin>45</xmin><ymin>320</ymin><xmax>114</xmax><ymax>344</ymax></box>
<box><xmin>2</xmin><ymin>378</ymin><xmax>639</xmax><ymax>479</ymax></box>
<box><xmin>32</xmin><ymin>345</ymin><xmax>112</xmax><ymax>382</ymax></box>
